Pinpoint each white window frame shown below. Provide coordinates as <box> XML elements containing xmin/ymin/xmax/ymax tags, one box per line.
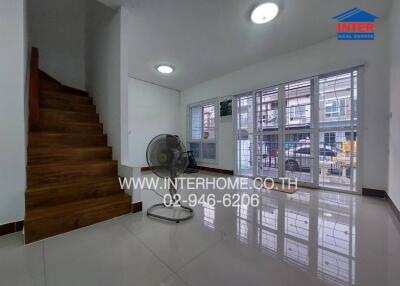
<box><xmin>187</xmin><ymin>99</ymin><xmax>218</xmax><ymax>164</ymax></box>
<box><xmin>324</xmin><ymin>98</ymin><xmax>346</xmax><ymax>118</ymax></box>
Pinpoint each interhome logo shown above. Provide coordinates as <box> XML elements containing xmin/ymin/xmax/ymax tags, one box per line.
<box><xmin>333</xmin><ymin>8</ymin><xmax>378</xmax><ymax>40</ymax></box>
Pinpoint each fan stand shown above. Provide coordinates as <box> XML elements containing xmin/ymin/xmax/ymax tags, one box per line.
<box><xmin>147</xmin><ymin>179</ymin><xmax>194</xmax><ymax>223</ymax></box>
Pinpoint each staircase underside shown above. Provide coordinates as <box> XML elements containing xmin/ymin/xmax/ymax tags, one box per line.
<box><xmin>25</xmin><ymin>72</ymin><xmax>130</xmax><ymax>244</ymax></box>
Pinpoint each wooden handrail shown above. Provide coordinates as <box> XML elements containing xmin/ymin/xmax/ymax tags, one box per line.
<box><xmin>29</xmin><ymin>47</ymin><xmax>40</xmax><ymax>124</ymax></box>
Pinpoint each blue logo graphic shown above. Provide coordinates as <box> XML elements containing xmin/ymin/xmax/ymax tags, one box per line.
<box><xmin>333</xmin><ymin>8</ymin><xmax>379</xmax><ymax>40</ymax></box>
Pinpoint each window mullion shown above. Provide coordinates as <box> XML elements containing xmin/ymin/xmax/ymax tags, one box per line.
<box><xmin>312</xmin><ymin>76</ymin><xmax>320</xmax><ymax>187</ymax></box>
<box><xmin>278</xmin><ymin>84</ymin><xmax>285</xmax><ymax>178</ymax></box>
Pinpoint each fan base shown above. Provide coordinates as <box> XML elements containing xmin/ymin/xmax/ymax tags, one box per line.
<box><xmin>147</xmin><ymin>203</ymin><xmax>194</xmax><ymax>223</ymax></box>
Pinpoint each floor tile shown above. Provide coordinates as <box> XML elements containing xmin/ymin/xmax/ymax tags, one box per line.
<box><xmin>0</xmin><ymin>240</ymin><xmax>44</xmax><ymax>286</ymax></box>
<box><xmin>45</xmin><ymin>227</ymin><xmax>171</xmax><ymax>286</ymax></box>
<box><xmin>1</xmin><ymin>172</ymin><xmax>399</xmax><ymax>286</ymax></box>
<box><xmin>134</xmin><ymin>216</ymin><xmax>223</xmax><ymax>271</ymax></box>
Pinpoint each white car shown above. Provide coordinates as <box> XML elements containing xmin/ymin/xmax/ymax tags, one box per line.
<box><xmin>285</xmin><ymin>144</ymin><xmax>340</xmax><ymax>172</ymax></box>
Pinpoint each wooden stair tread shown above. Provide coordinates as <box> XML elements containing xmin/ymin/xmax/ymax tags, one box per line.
<box><xmin>28</xmin><ymin>147</ymin><xmax>111</xmax><ymax>165</ymax></box>
<box><xmin>28</xmin><ymin>146</ymin><xmax>111</xmax><ymax>155</ymax></box>
<box><xmin>26</xmin><ymin>176</ymin><xmax>123</xmax><ymax>210</ymax></box>
<box><xmin>28</xmin><ymin>146</ymin><xmax>111</xmax><ymax>152</ymax></box>
<box><xmin>27</xmin><ymin>160</ymin><xmax>118</xmax><ymax>188</ymax></box>
<box><xmin>40</xmin><ymin>91</ymin><xmax>92</xmax><ymax>104</ymax></box>
<box><xmin>28</xmin><ymin>132</ymin><xmax>108</xmax><ymax>148</ymax></box>
<box><xmin>27</xmin><ymin>175</ymin><xmax>120</xmax><ymax>193</ymax></box>
<box><xmin>40</xmin><ymin>107</ymin><xmax>97</xmax><ymax>116</ymax></box>
<box><xmin>26</xmin><ymin>194</ymin><xmax>130</xmax><ymax>221</ymax></box>
<box><xmin>39</xmin><ymin>108</ymin><xmax>99</xmax><ymax>123</ymax></box>
<box><xmin>40</xmin><ymin>100</ymin><xmax>96</xmax><ymax>113</ymax></box>
<box><xmin>32</xmin><ymin>120</ymin><xmax>102</xmax><ymax>128</ymax></box>
<box><xmin>29</xmin><ymin>131</ymin><xmax>106</xmax><ymax>137</ymax></box>
<box><xmin>30</xmin><ymin>120</ymin><xmax>103</xmax><ymax>134</ymax></box>
<box><xmin>24</xmin><ymin>194</ymin><xmax>131</xmax><ymax>243</ymax></box>
<box><xmin>28</xmin><ymin>159</ymin><xmax>117</xmax><ymax>170</ymax></box>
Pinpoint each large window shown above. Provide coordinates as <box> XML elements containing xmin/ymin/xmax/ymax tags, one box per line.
<box><xmin>188</xmin><ymin>102</ymin><xmax>217</xmax><ymax>162</ymax></box>
<box><xmin>235</xmin><ymin>67</ymin><xmax>360</xmax><ymax>192</ymax></box>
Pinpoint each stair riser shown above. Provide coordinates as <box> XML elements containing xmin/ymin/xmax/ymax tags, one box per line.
<box><xmin>28</xmin><ymin>148</ymin><xmax>111</xmax><ymax>165</ymax></box>
<box><xmin>40</xmin><ymin>92</ymin><xmax>92</xmax><ymax>105</ymax></box>
<box><xmin>29</xmin><ymin>135</ymin><xmax>107</xmax><ymax>148</ymax></box>
<box><xmin>26</xmin><ymin>182</ymin><xmax>122</xmax><ymax>209</ymax></box>
<box><xmin>30</xmin><ymin>121</ymin><xmax>103</xmax><ymax>134</ymax></box>
<box><xmin>40</xmin><ymin>98</ymin><xmax>96</xmax><ymax>113</ymax></box>
<box><xmin>25</xmin><ymin>200</ymin><xmax>130</xmax><ymax>243</ymax></box>
<box><xmin>28</xmin><ymin>163</ymin><xmax>118</xmax><ymax>187</ymax></box>
<box><xmin>40</xmin><ymin>110</ymin><xmax>99</xmax><ymax>123</ymax></box>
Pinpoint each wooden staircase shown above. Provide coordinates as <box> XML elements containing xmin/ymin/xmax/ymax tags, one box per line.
<box><xmin>25</xmin><ymin>71</ymin><xmax>130</xmax><ymax>244</ymax></box>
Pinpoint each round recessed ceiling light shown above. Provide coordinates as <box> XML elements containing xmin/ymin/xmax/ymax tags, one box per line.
<box><xmin>156</xmin><ymin>64</ymin><xmax>174</xmax><ymax>74</ymax></box>
<box><xmin>251</xmin><ymin>2</ymin><xmax>279</xmax><ymax>24</ymax></box>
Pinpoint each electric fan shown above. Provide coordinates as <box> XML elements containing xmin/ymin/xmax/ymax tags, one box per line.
<box><xmin>146</xmin><ymin>134</ymin><xmax>194</xmax><ymax>222</ymax></box>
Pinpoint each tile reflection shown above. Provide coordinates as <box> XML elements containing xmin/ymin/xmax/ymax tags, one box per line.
<box><xmin>203</xmin><ymin>203</ymin><xmax>215</xmax><ymax>230</ymax></box>
<box><xmin>258</xmin><ymin>229</ymin><xmax>277</xmax><ymax>254</ymax></box>
<box><xmin>201</xmin><ymin>189</ymin><xmax>358</xmax><ymax>285</ymax></box>
<box><xmin>284</xmin><ymin>237</ymin><xmax>310</xmax><ymax>269</ymax></box>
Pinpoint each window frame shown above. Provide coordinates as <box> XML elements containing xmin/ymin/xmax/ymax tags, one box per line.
<box><xmin>187</xmin><ymin>99</ymin><xmax>218</xmax><ymax>164</ymax></box>
<box><xmin>324</xmin><ymin>98</ymin><xmax>346</xmax><ymax>118</ymax></box>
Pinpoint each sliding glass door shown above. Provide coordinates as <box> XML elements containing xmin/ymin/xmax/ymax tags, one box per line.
<box><xmin>255</xmin><ymin>87</ymin><xmax>280</xmax><ymax>178</ymax></box>
<box><xmin>235</xmin><ymin>92</ymin><xmax>254</xmax><ymax>176</ymax></box>
<box><xmin>235</xmin><ymin>68</ymin><xmax>359</xmax><ymax>192</ymax></box>
<box><xmin>318</xmin><ymin>71</ymin><xmax>358</xmax><ymax>191</ymax></box>
<box><xmin>284</xmin><ymin>80</ymin><xmax>315</xmax><ymax>185</ymax></box>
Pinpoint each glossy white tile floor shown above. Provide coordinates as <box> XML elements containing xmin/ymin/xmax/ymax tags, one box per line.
<box><xmin>1</xmin><ymin>172</ymin><xmax>400</xmax><ymax>286</ymax></box>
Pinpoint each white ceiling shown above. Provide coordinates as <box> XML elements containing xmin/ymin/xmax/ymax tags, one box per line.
<box><xmin>100</xmin><ymin>0</ymin><xmax>391</xmax><ymax>91</ymax></box>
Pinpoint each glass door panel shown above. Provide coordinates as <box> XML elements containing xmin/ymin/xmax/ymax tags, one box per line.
<box><xmin>256</xmin><ymin>134</ymin><xmax>279</xmax><ymax>178</ymax></box>
<box><xmin>256</xmin><ymin>87</ymin><xmax>279</xmax><ymax>132</ymax></box>
<box><xmin>284</xmin><ymin>79</ymin><xmax>314</xmax><ymax>184</ymax></box>
<box><xmin>285</xmin><ymin>80</ymin><xmax>312</xmax><ymax>130</ymax></box>
<box><xmin>236</xmin><ymin>93</ymin><xmax>254</xmax><ymax>176</ymax></box>
<box><xmin>319</xmin><ymin>71</ymin><xmax>357</xmax><ymax>191</ymax></box>
<box><xmin>284</xmin><ymin>132</ymin><xmax>314</xmax><ymax>183</ymax></box>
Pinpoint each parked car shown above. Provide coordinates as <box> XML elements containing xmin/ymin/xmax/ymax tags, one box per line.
<box><xmin>285</xmin><ymin>144</ymin><xmax>340</xmax><ymax>172</ymax></box>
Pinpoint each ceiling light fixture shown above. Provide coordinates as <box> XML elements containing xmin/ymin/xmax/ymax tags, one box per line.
<box><xmin>156</xmin><ymin>64</ymin><xmax>174</xmax><ymax>74</ymax></box>
<box><xmin>251</xmin><ymin>2</ymin><xmax>279</xmax><ymax>24</ymax></box>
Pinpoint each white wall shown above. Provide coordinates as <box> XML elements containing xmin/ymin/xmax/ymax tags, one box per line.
<box><xmin>180</xmin><ymin>21</ymin><xmax>390</xmax><ymax>192</ymax></box>
<box><xmin>388</xmin><ymin>1</ymin><xmax>400</xmax><ymax>209</ymax></box>
<box><xmin>0</xmin><ymin>0</ymin><xmax>27</xmax><ymax>225</ymax></box>
<box><xmin>86</xmin><ymin>0</ymin><xmax>123</xmax><ymax>163</ymax></box>
<box><xmin>28</xmin><ymin>0</ymin><xmax>86</xmax><ymax>90</ymax></box>
<box><xmin>128</xmin><ymin>78</ymin><xmax>180</xmax><ymax>167</ymax></box>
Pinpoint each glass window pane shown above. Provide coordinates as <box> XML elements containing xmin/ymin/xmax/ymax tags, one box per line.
<box><xmin>319</xmin><ymin>131</ymin><xmax>357</xmax><ymax>191</ymax></box>
<box><xmin>285</xmin><ymin>80</ymin><xmax>312</xmax><ymax>129</ymax></box>
<box><xmin>191</xmin><ymin>106</ymin><xmax>202</xmax><ymax>140</ymax></box>
<box><xmin>203</xmin><ymin>143</ymin><xmax>216</xmax><ymax>160</ymax></box>
<box><xmin>189</xmin><ymin>143</ymin><xmax>201</xmax><ymax>159</ymax></box>
<box><xmin>236</xmin><ymin>94</ymin><xmax>254</xmax><ymax>176</ymax></box>
<box><xmin>256</xmin><ymin>134</ymin><xmax>279</xmax><ymax>178</ymax></box>
<box><xmin>285</xmin><ymin>133</ymin><xmax>313</xmax><ymax>183</ymax></box>
<box><xmin>203</xmin><ymin>104</ymin><xmax>215</xmax><ymax>139</ymax></box>
<box><xmin>319</xmin><ymin>73</ymin><xmax>352</xmax><ymax>129</ymax></box>
<box><xmin>256</xmin><ymin>87</ymin><xmax>278</xmax><ymax>131</ymax></box>
<box><xmin>237</xmin><ymin>93</ymin><xmax>253</xmax><ymax>131</ymax></box>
